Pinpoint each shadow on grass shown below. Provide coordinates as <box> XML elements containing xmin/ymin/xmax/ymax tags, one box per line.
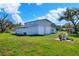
<box><xmin>11</xmin><ymin>33</ymin><xmax>45</xmax><ymax>37</ymax></box>
<box><xmin>70</xmin><ymin>33</ymin><xmax>79</xmax><ymax>38</ymax></box>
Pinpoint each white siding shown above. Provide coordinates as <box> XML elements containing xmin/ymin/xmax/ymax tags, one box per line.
<box><xmin>26</xmin><ymin>26</ymin><xmax>38</xmax><ymax>35</ymax></box>
<box><xmin>38</xmin><ymin>26</ymin><xmax>52</xmax><ymax>35</ymax></box>
<box><xmin>45</xmin><ymin>26</ymin><xmax>52</xmax><ymax>34</ymax></box>
<box><xmin>38</xmin><ymin>26</ymin><xmax>44</xmax><ymax>35</ymax></box>
<box><xmin>15</xmin><ymin>19</ymin><xmax>56</xmax><ymax>35</ymax></box>
<box><xmin>38</xmin><ymin>20</ymin><xmax>52</xmax><ymax>35</ymax></box>
<box><xmin>15</xmin><ymin>28</ymin><xmax>27</xmax><ymax>35</ymax></box>
<box><xmin>15</xmin><ymin>26</ymin><xmax>38</xmax><ymax>35</ymax></box>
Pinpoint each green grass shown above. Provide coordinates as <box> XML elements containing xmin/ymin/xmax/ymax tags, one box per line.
<box><xmin>0</xmin><ymin>32</ymin><xmax>79</xmax><ymax>56</ymax></box>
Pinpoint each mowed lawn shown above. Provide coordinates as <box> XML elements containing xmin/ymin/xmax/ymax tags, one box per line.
<box><xmin>0</xmin><ymin>32</ymin><xmax>79</xmax><ymax>56</ymax></box>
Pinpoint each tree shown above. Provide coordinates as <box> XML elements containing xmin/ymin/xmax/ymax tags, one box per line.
<box><xmin>0</xmin><ymin>12</ymin><xmax>13</xmax><ymax>32</ymax></box>
<box><xmin>56</xmin><ymin>25</ymin><xmax>62</xmax><ymax>31</ymax></box>
<box><xmin>59</xmin><ymin>8</ymin><xmax>79</xmax><ymax>34</ymax></box>
<box><xmin>62</xmin><ymin>23</ymin><xmax>74</xmax><ymax>29</ymax></box>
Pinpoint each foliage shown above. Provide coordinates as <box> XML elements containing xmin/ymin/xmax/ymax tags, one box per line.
<box><xmin>0</xmin><ymin>12</ymin><xmax>13</xmax><ymax>32</ymax></box>
<box><xmin>59</xmin><ymin>8</ymin><xmax>79</xmax><ymax>34</ymax></box>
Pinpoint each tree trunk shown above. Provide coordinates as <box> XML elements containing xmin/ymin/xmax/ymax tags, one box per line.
<box><xmin>73</xmin><ymin>26</ymin><xmax>78</xmax><ymax>34</ymax></box>
<box><xmin>1</xmin><ymin>26</ymin><xmax>5</xmax><ymax>32</ymax></box>
<box><xmin>0</xmin><ymin>24</ymin><xmax>6</xmax><ymax>32</ymax></box>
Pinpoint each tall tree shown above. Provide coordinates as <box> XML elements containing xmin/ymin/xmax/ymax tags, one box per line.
<box><xmin>0</xmin><ymin>12</ymin><xmax>13</xmax><ymax>32</ymax></box>
<box><xmin>59</xmin><ymin>8</ymin><xmax>79</xmax><ymax>34</ymax></box>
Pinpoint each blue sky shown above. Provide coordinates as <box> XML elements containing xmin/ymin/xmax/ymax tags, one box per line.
<box><xmin>18</xmin><ymin>3</ymin><xmax>79</xmax><ymax>25</ymax></box>
<box><xmin>0</xmin><ymin>3</ymin><xmax>79</xmax><ymax>25</ymax></box>
<box><xmin>20</xmin><ymin>3</ymin><xmax>79</xmax><ymax>20</ymax></box>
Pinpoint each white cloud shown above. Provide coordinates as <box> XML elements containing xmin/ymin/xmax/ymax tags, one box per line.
<box><xmin>0</xmin><ymin>4</ymin><xmax>4</xmax><ymax>9</ymax></box>
<box><xmin>12</xmin><ymin>14</ymin><xmax>24</xmax><ymax>25</ymax></box>
<box><xmin>49</xmin><ymin>7</ymin><xmax>66</xmax><ymax>16</ymax></box>
<box><xmin>50</xmin><ymin>8</ymin><xmax>66</xmax><ymax>13</ymax></box>
<box><xmin>46</xmin><ymin>13</ymin><xmax>55</xmax><ymax>20</ymax></box>
<box><xmin>27</xmin><ymin>3</ymin><xmax>43</xmax><ymax>6</ymax></box>
<box><xmin>0</xmin><ymin>3</ymin><xmax>24</xmax><ymax>25</ymax></box>
<box><xmin>38</xmin><ymin>16</ymin><xmax>46</xmax><ymax>19</ymax></box>
<box><xmin>37</xmin><ymin>8</ymin><xmax>67</xmax><ymax>25</ymax></box>
<box><xmin>0</xmin><ymin>9</ymin><xmax>2</xmax><ymax>12</ymax></box>
<box><xmin>36</xmin><ymin>3</ymin><xmax>43</xmax><ymax>5</ymax></box>
<box><xmin>48</xmin><ymin>13</ymin><xmax>60</xmax><ymax>19</ymax></box>
<box><xmin>3</xmin><ymin>3</ymin><xmax>21</xmax><ymax>14</ymax></box>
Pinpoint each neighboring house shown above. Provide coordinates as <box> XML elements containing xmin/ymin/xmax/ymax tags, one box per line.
<box><xmin>15</xmin><ymin>19</ymin><xmax>56</xmax><ymax>35</ymax></box>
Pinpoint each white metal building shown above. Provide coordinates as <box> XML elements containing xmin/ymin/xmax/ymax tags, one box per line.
<box><xmin>15</xmin><ymin>19</ymin><xmax>56</xmax><ymax>35</ymax></box>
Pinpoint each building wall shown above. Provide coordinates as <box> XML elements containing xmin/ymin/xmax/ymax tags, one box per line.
<box><xmin>15</xmin><ymin>28</ymin><xmax>27</xmax><ymax>35</ymax></box>
<box><xmin>26</xmin><ymin>26</ymin><xmax>38</xmax><ymax>35</ymax></box>
<box><xmin>51</xmin><ymin>27</ymin><xmax>56</xmax><ymax>33</ymax></box>
<box><xmin>38</xmin><ymin>26</ymin><xmax>44</xmax><ymax>35</ymax></box>
<box><xmin>15</xmin><ymin>26</ymin><xmax>38</xmax><ymax>35</ymax></box>
<box><xmin>45</xmin><ymin>26</ymin><xmax>52</xmax><ymax>34</ymax></box>
<box><xmin>37</xmin><ymin>20</ymin><xmax>53</xmax><ymax>35</ymax></box>
<box><xmin>15</xmin><ymin>19</ymin><xmax>56</xmax><ymax>35</ymax></box>
<box><xmin>38</xmin><ymin>26</ymin><xmax>52</xmax><ymax>35</ymax></box>
<box><xmin>15</xmin><ymin>26</ymin><xmax>56</xmax><ymax>35</ymax></box>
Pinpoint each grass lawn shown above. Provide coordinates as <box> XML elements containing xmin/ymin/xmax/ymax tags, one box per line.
<box><xmin>0</xmin><ymin>32</ymin><xmax>79</xmax><ymax>56</ymax></box>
